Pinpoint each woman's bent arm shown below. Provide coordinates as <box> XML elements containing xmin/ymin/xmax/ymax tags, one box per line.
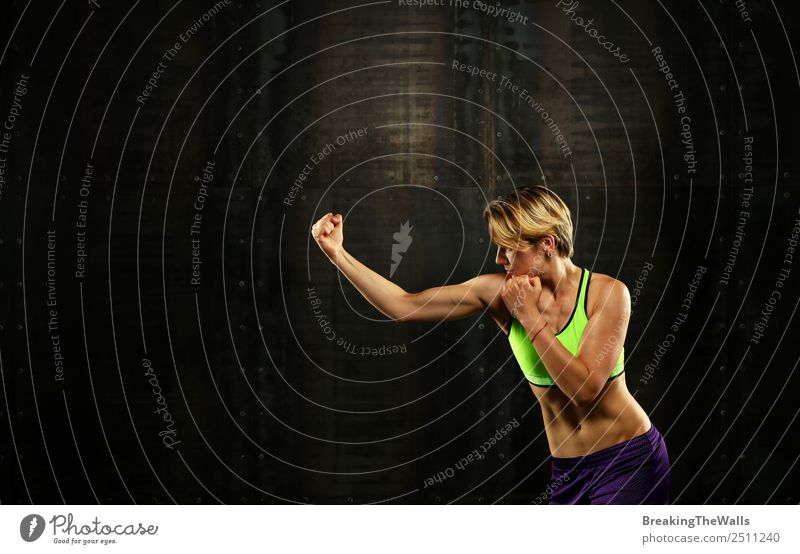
<box><xmin>312</xmin><ymin>212</ymin><xmax>496</xmax><ymax>322</ymax></box>
<box><xmin>330</xmin><ymin>248</ymin><xmax>493</xmax><ymax>322</ymax></box>
<box><xmin>522</xmin><ymin>278</ymin><xmax>631</xmax><ymax>407</ymax></box>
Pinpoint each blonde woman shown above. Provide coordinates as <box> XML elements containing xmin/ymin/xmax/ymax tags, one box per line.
<box><xmin>311</xmin><ymin>185</ymin><xmax>670</xmax><ymax>504</ymax></box>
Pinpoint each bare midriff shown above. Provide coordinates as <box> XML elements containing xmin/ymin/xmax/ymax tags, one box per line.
<box><xmin>531</xmin><ymin>375</ymin><xmax>652</xmax><ymax>458</ymax></box>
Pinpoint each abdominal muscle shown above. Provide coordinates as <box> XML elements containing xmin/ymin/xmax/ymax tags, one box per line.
<box><xmin>531</xmin><ymin>375</ymin><xmax>652</xmax><ymax>458</ymax></box>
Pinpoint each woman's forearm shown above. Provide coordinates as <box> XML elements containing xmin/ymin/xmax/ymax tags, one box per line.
<box><xmin>328</xmin><ymin>247</ymin><xmax>409</xmax><ymax>320</ymax></box>
<box><xmin>519</xmin><ymin>313</ymin><xmax>598</xmax><ymax>405</ymax></box>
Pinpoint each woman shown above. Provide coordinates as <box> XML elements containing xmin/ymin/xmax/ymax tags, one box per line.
<box><xmin>310</xmin><ymin>185</ymin><xmax>670</xmax><ymax>504</ymax></box>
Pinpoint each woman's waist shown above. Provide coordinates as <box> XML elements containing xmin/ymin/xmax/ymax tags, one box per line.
<box><xmin>543</xmin><ymin>410</ymin><xmax>652</xmax><ymax>459</ymax></box>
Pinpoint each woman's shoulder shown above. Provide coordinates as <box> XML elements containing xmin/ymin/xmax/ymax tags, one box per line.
<box><xmin>586</xmin><ymin>270</ymin><xmax>631</xmax><ymax>318</ymax></box>
<box><xmin>474</xmin><ymin>272</ymin><xmax>508</xmax><ymax>302</ymax></box>
<box><xmin>474</xmin><ymin>272</ymin><xmax>512</xmax><ymax>321</ymax></box>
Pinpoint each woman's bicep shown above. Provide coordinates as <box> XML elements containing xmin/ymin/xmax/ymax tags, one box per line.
<box><xmin>395</xmin><ymin>274</ymin><xmax>501</xmax><ymax>322</ymax></box>
<box><xmin>577</xmin><ymin>280</ymin><xmax>631</xmax><ymax>377</ymax></box>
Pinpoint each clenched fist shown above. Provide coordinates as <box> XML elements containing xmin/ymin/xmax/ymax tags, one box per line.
<box><xmin>501</xmin><ymin>273</ymin><xmax>543</xmax><ymax>322</ymax></box>
<box><xmin>311</xmin><ymin>212</ymin><xmax>344</xmax><ymax>258</ymax></box>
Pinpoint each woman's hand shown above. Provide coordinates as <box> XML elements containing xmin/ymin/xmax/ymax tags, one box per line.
<box><xmin>501</xmin><ymin>272</ymin><xmax>543</xmax><ymax>322</ymax></box>
<box><xmin>311</xmin><ymin>212</ymin><xmax>344</xmax><ymax>258</ymax></box>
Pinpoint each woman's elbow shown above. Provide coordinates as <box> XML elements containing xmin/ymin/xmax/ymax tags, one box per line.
<box><xmin>570</xmin><ymin>380</ymin><xmax>604</xmax><ymax>407</ymax></box>
<box><xmin>571</xmin><ymin>393</ymin><xmax>596</xmax><ymax>408</ymax></box>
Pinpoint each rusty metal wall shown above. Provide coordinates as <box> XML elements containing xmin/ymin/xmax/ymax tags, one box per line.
<box><xmin>1</xmin><ymin>0</ymin><xmax>799</xmax><ymax>505</ymax></box>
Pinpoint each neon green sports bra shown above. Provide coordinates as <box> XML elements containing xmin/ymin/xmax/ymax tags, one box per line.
<box><xmin>507</xmin><ymin>267</ymin><xmax>625</xmax><ymax>387</ymax></box>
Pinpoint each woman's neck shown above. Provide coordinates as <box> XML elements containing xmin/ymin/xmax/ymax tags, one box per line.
<box><xmin>540</xmin><ymin>258</ymin><xmax>579</xmax><ymax>298</ymax></box>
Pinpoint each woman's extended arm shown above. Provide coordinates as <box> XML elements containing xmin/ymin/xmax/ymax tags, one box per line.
<box><xmin>311</xmin><ymin>212</ymin><xmax>499</xmax><ymax>322</ymax></box>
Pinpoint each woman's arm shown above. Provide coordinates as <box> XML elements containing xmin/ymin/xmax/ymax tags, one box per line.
<box><xmin>311</xmin><ymin>212</ymin><xmax>500</xmax><ymax>322</ymax></box>
<box><xmin>334</xmin><ymin>248</ymin><xmax>495</xmax><ymax>321</ymax></box>
<box><xmin>519</xmin><ymin>278</ymin><xmax>631</xmax><ymax>407</ymax></box>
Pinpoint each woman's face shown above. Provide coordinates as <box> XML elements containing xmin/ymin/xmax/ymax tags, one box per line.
<box><xmin>496</xmin><ymin>240</ymin><xmax>547</xmax><ymax>277</ymax></box>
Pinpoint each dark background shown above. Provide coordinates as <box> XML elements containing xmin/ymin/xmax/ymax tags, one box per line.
<box><xmin>1</xmin><ymin>0</ymin><xmax>799</xmax><ymax>504</ymax></box>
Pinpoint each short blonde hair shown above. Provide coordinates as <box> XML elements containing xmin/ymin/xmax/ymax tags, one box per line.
<box><xmin>482</xmin><ymin>185</ymin><xmax>574</xmax><ymax>257</ymax></box>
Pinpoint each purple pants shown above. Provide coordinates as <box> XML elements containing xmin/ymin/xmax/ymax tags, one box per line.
<box><xmin>547</xmin><ymin>424</ymin><xmax>671</xmax><ymax>504</ymax></box>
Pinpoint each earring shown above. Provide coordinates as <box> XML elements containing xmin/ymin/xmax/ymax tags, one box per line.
<box><xmin>546</xmin><ymin>251</ymin><xmax>552</xmax><ymax>258</ymax></box>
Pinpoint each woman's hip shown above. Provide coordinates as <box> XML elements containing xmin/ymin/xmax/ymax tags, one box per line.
<box><xmin>547</xmin><ymin>424</ymin><xmax>671</xmax><ymax>504</ymax></box>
